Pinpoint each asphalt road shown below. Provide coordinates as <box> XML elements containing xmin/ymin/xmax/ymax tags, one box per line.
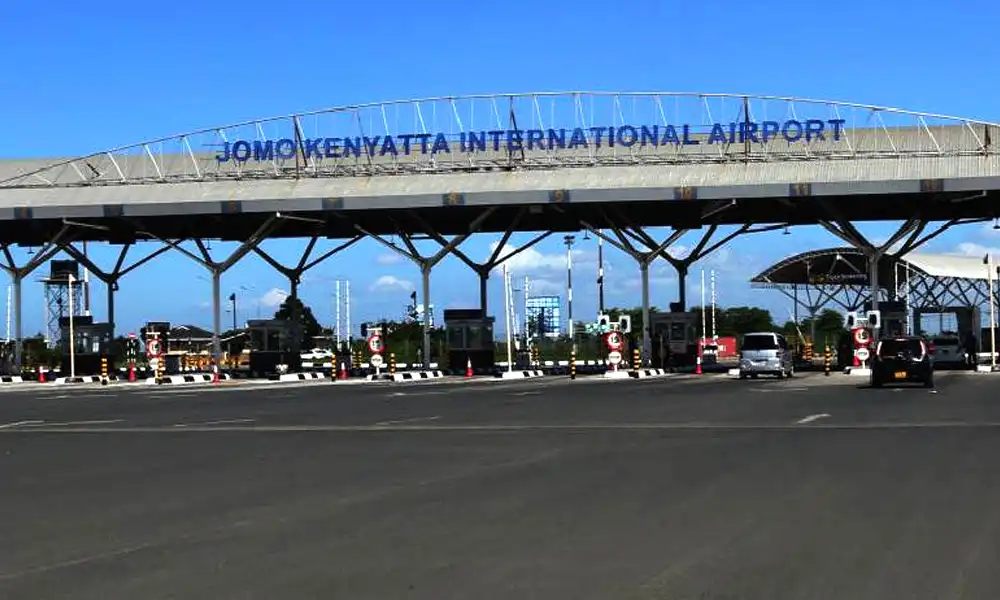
<box><xmin>2</xmin><ymin>371</ymin><xmax>1000</xmax><ymax>599</ymax></box>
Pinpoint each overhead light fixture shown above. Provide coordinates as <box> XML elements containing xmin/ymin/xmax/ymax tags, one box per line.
<box><xmin>993</xmin><ymin>218</ymin><xmax>999</xmax><ymax>230</ymax></box>
<box><xmin>783</xmin><ymin>226</ymin><xmax>791</xmax><ymax>235</ymax></box>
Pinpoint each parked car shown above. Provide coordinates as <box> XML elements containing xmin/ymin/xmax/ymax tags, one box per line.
<box><xmin>870</xmin><ymin>336</ymin><xmax>934</xmax><ymax>388</ymax></box>
<box><xmin>929</xmin><ymin>334</ymin><xmax>966</xmax><ymax>366</ymax></box>
<box><xmin>738</xmin><ymin>332</ymin><xmax>795</xmax><ymax>379</ymax></box>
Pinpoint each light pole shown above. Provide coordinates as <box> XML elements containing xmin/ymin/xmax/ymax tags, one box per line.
<box><xmin>229</xmin><ymin>292</ymin><xmax>237</xmax><ymax>331</ymax></box>
<box><xmin>597</xmin><ymin>234</ymin><xmax>605</xmax><ymax>316</ymax></box>
<box><xmin>564</xmin><ymin>234</ymin><xmax>575</xmax><ymax>339</ymax></box>
<box><xmin>987</xmin><ymin>254</ymin><xmax>997</xmax><ymax>371</ymax></box>
<box><xmin>67</xmin><ymin>274</ymin><xmax>76</xmax><ymax>379</ymax></box>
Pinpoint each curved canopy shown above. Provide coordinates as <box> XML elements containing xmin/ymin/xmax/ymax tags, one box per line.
<box><xmin>751</xmin><ymin>247</ymin><xmax>990</xmax><ymax>287</ymax></box>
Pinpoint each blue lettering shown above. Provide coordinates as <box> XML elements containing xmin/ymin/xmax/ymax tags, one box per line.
<box><xmin>743</xmin><ymin>122</ymin><xmax>760</xmax><ymax>143</ymax></box>
<box><xmin>617</xmin><ymin>125</ymin><xmax>637</xmax><ymax>147</ymax></box>
<box><xmin>466</xmin><ymin>131</ymin><xmax>487</xmax><ymax>152</ymax></box>
<box><xmin>363</xmin><ymin>136</ymin><xmax>381</xmax><ymax>156</ymax></box>
<box><xmin>526</xmin><ymin>129</ymin><xmax>545</xmax><ymax>150</ymax></box>
<box><xmin>782</xmin><ymin>120</ymin><xmax>803</xmax><ymax>143</ymax></box>
<box><xmin>303</xmin><ymin>139</ymin><xmax>322</xmax><ymax>160</ymax></box>
<box><xmin>607</xmin><ymin>126</ymin><xmax>616</xmax><ymax>147</ymax></box>
<box><xmin>232</xmin><ymin>140</ymin><xmax>251</xmax><ymax>162</ymax></box>
<box><xmin>547</xmin><ymin>128</ymin><xmax>566</xmax><ymax>149</ymax></box>
<box><xmin>380</xmin><ymin>136</ymin><xmax>397</xmax><ymax>156</ymax></box>
<box><xmin>568</xmin><ymin>128</ymin><xmax>587</xmax><ymax>149</ymax></box>
<box><xmin>324</xmin><ymin>138</ymin><xmax>340</xmax><ymax>159</ymax></box>
<box><xmin>639</xmin><ymin>125</ymin><xmax>658</xmax><ymax>147</ymax></box>
<box><xmin>252</xmin><ymin>140</ymin><xmax>274</xmax><ymax>161</ymax></box>
<box><xmin>215</xmin><ymin>142</ymin><xmax>231</xmax><ymax>163</ymax></box>
<box><xmin>414</xmin><ymin>133</ymin><xmax>432</xmax><ymax>154</ymax></box>
<box><xmin>431</xmin><ymin>133</ymin><xmax>450</xmax><ymax>154</ymax></box>
<box><xmin>827</xmin><ymin>119</ymin><xmax>846</xmax><ymax>141</ymax></box>
<box><xmin>343</xmin><ymin>137</ymin><xmax>362</xmax><ymax>158</ymax></box>
<box><xmin>804</xmin><ymin>119</ymin><xmax>825</xmax><ymax>141</ymax></box>
<box><xmin>661</xmin><ymin>125</ymin><xmax>680</xmax><ymax>145</ymax></box>
<box><xmin>487</xmin><ymin>130</ymin><xmax>504</xmax><ymax>152</ymax></box>
<box><xmin>707</xmin><ymin>124</ymin><xmax>727</xmax><ymax>145</ymax></box>
<box><xmin>398</xmin><ymin>134</ymin><xmax>414</xmax><ymax>154</ymax></box>
<box><xmin>506</xmin><ymin>129</ymin><xmax>524</xmax><ymax>152</ymax></box>
<box><xmin>728</xmin><ymin>122</ymin><xmax>737</xmax><ymax>143</ymax></box>
<box><xmin>761</xmin><ymin>121</ymin><xmax>781</xmax><ymax>143</ymax></box>
<box><xmin>681</xmin><ymin>125</ymin><xmax>699</xmax><ymax>145</ymax></box>
<box><xmin>275</xmin><ymin>139</ymin><xmax>296</xmax><ymax>160</ymax></box>
<box><xmin>589</xmin><ymin>127</ymin><xmax>607</xmax><ymax>148</ymax></box>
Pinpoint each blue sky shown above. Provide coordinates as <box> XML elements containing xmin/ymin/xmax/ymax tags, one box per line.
<box><xmin>3</xmin><ymin>0</ymin><xmax>1000</xmax><ymax>337</ymax></box>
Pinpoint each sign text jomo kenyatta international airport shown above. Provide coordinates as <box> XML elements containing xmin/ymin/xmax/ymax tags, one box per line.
<box><xmin>215</xmin><ymin>119</ymin><xmax>846</xmax><ymax>163</ymax></box>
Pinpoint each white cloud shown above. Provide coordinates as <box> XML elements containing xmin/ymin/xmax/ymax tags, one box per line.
<box><xmin>369</xmin><ymin>275</ymin><xmax>414</xmax><ymax>293</ymax></box>
<box><xmin>526</xmin><ymin>278</ymin><xmax>563</xmax><ymax>294</ymax></box>
<box><xmin>488</xmin><ymin>241</ymin><xmax>593</xmax><ymax>274</ymax></box>
<box><xmin>260</xmin><ymin>287</ymin><xmax>289</xmax><ymax>308</ymax></box>
<box><xmin>375</xmin><ymin>253</ymin><xmax>402</xmax><ymax>265</ymax></box>
<box><xmin>955</xmin><ymin>242</ymin><xmax>1000</xmax><ymax>258</ymax></box>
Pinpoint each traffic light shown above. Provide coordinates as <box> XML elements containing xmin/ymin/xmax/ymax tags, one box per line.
<box><xmin>845</xmin><ymin>311</ymin><xmax>858</xmax><ymax>329</ymax></box>
<box><xmin>360</xmin><ymin>322</ymin><xmax>368</xmax><ymax>338</ymax></box>
<box><xmin>866</xmin><ymin>310</ymin><xmax>881</xmax><ymax>329</ymax></box>
<box><xmin>597</xmin><ymin>314</ymin><xmax>611</xmax><ymax>331</ymax></box>
<box><xmin>618</xmin><ymin>315</ymin><xmax>632</xmax><ymax>334</ymax></box>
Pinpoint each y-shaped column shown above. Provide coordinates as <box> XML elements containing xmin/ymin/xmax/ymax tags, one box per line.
<box><xmin>0</xmin><ymin>225</ymin><xmax>74</xmax><ymax>370</ymax></box>
<box><xmin>253</xmin><ymin>233</ymin><xmax>363</xmax><ymax>353</ymax></box>
<box><xmin>142</xmin><ymin>216</ymin><xmax>282</xmax><ymax>361</ymax></box>
<box><xmin>61</xmin><ymin>242</ymin><xmax>174</xmax><ymax>338</ymax></box>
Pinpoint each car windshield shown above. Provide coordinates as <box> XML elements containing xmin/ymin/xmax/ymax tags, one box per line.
<box><xmin>879</xmin><ymin>339</ymin><xmax>924</xmax><ymax>357</ymax></box>
<box><xmin>742</xmin><ymin>335</ymin><xmax>778</xmax><ymax>351</ymax></box>
<box><xmin>932</xmin><ymin>337</ymin><xmax>959</xmax><ymax>346</ymax></box>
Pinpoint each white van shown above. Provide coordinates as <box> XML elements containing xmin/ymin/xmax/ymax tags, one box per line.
<box><xmin>738</xmin><ymin>332</ymin><xmax>795</xmax><ymax>379</ymax></box>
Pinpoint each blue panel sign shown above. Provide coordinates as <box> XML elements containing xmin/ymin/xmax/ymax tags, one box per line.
<box><xmin>215</xmin><ymin>120</ymin><xmax>846</xmax><ymax>163</ymax></box>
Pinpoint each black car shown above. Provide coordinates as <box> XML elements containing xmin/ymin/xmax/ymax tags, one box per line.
<box><xmin>871</xmin><ymin>336</ymin><xmax>934</xmax><ymax>388</ymax></box>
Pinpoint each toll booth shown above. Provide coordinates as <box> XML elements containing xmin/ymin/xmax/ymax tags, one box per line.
<box><xmin>444</xmin><ymin>309</ymin><xmax>495</xmax><ymax>373</ymax></box>
<box><xmin>651</xmin><ymin>310</ymin><xmax>698</xmax><ymax>367</ymax></box>
<box><xmin>864</xmin><ymin>300</ymin><xmax>909</xmax><ymax>338</ymax></box>
<box><xmin>58</xmin><ymin>316</ymin><xmax>114</xmax><ymax>375</ymax></box>
<box><xmin>246</xmin><ymin>319</ymin><xmax>303</xmax><ymax>377</ymax></box>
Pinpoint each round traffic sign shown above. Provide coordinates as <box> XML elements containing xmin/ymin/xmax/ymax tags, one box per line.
<box><xmin>608</xmin><ymin>351</ymin><xmax>623</xmax><ymax>365</ymax></box>
<box><xmin>146</xmin><ymin>339</ymin><xmax>161</xmax><ymax>357</ymax></box>
<box><xmin>605</xmin><ymin>331</ymin><xmax>624</xmax><ymax>351</ymax></box>
<box><xmin>370</xmin><ymin>354</ymin><xmax>385</xmax><ymax>368</ymax></box>
<box><xmin>367</xmin><ymin>335</ymin><xmax>383</xmax><ymax>354</ymax></box>
<box><xmin>855</xmin><ymin>348</ymin><xmax>871</xmax><ymax>362</ymax></box>
<box><xmin>853</xmin><ymin>327</ymin><xmax>869</xmax><ymax>345</ymax></box>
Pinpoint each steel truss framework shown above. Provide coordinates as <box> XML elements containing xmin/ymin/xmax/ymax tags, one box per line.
<box><xmin>0</xmin><ymin>209</ymin><xmax>774</xmax><ymax>372</ymax></box>
<box><xmin>3</xmin><ymin>92</ymin><xmax>998</xmax><ymax>189</ymax></box>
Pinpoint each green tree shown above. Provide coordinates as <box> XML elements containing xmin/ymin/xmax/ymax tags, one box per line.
<box><xmin>273</xmin><ymin>296</ymin><xmax>322</xmax><ymax>340</ymax></box>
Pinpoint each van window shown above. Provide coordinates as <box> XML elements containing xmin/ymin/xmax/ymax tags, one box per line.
<box><xmin>931</xmin><ymin>336</ymin><xmax>959</xmax><ymax>346</ymax></box>
<box><xmin>742</xmin><ymin>335</ymin><xmax>778</xmax><ymax>351</ymax></box>
<box><xmin>878</xmin><ymin>338</ymin><xmax>924</xmax><ymax>357</ymax></box>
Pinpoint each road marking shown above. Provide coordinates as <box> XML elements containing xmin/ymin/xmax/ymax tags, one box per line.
<box><xmin>512</xmin><ymin>391</ymin><xmax>540</xmax><ymax>396</ymax></box>
<box><xmin>172</xmin><ymin>418</ymin><xmax>254</xmax><ymax>428</ymax></box>
<box><xmin>25</xmin><ymin>419</ymin><xmax>123</xmax><ymax>427</ymax></box>
<box><xmin>796</xmin><ymin>413</ymin><xmax>832</xmax><ymax>424</ymax></box>
<box><xmin>0</xmin><ymin>420</ymin><xmax>44</xmax><ymax>429</ymax></box>
<box><xmin>374</xmin><ymin>416</ymin><xmax>442</xmax><ymax>426</ymax></box>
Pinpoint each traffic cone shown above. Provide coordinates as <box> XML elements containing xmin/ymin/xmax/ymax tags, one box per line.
<box><xmin>37</xmin><ymin>365</ymin><xmax>45</xmax><ymax>383</ymax></box>
<box><xmin>694</xmin><ymin>354</ymin><xmax>703</xmax><ymax>375</ymax></box>
<box><xmin>212</xmin><ymin>361</ymin><xmax>220</xmax><ymax>384</ymax></box>
<box><xmin>465</xmin><ymin>357</ymin><xmax>473</xmax><ymax>378</ymax></box>
<box><xmin>128</xmin><ymin>362</ymin><xmax>136</xmax><ymax>383</ymax></box>
<box><xmin>339</xmin><ymin>361</ymin><xmax>348</xmax><ymax>380</ymax></box>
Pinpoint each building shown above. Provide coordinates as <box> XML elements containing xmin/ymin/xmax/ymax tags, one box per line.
<box><xmin>526</xmin><ymin>296</ymin><xmax>561</xmax><ymax>339</ymax></box>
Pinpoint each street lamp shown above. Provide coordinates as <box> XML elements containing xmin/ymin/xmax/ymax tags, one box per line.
<box><xmin>67</xmin><ymin>274</ymin><xmax>76</xmax><ymax>379</ymax></box>
<box><xmin>986</xmin><ymin>254</ymin><xmax>998</xmax><ymax>371</ymax></box>
<box><xmin>563</xmin><ymin>234</ymin><xmax>575</xmax><ymax>338</ymax></box>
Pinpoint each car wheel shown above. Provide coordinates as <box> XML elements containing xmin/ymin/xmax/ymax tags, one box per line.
<box><xmin>776</xmin><ymin>370</ymin><xmax>784</xmax><ymax>379</ymax></box>
<box><xmin>787</xmin><ymin>366</ymin><xmax>795</xmax><ymax>378</ymax></box>
<box><xmin>924</xmin><ymin>377</ymin><xmax>935</xmax><ymax>388</ymax></box>
<box><xmin>751</xmin><ymin>373</ymin><xmax>759</xmax><ymax>379</ymax></box>
<box><xmin>739</xmin><ymin>372</ymin><xmax>747</xmax><ymax>380</ymax></box>
<box><xmin>871</xmin><ymin>376</ymin><xmax>882</xmax><ymax>388</ymax></box>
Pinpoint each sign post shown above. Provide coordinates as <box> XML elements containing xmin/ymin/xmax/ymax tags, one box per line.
<box><xmin>367</xmin><ymin>332</ymin><xmax>384</xmax><ymax>377</ymax></box>
<box><xmin>605</xmin><ymin>331</ymin><xmax>624</xmax><ymax>372</ymax></box>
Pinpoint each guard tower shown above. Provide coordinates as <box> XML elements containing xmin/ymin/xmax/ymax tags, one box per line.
<box><xmin>42</xmin><ymin>260</ymin><xmax>84</xmax><ymax>348</ymax></box>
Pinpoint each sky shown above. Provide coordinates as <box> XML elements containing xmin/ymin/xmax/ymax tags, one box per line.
<box><xmin>2</xmin><ymin>0</ymin><xmax>1000</xmax><ymax>338</ymax></box>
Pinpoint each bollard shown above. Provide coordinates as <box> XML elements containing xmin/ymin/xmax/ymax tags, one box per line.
<box><xmin>633</xmin><ymin>347</ymin><xmax>640</xmax><ymax>373</ymax></box>
<box><xmin>389</xmin><ymin>352</ymin><xmax>396</xmax><ymax>375</ymax></box>
<box><xmin>128</xmin><ymin>361</ymin><xmax>136</xmax><ymax>383</ymax></box>
<box><xmin>824</xmin><ymin>345</ymin><xmax>831</xmax><ymax>376</ymax></box>
<box><xmin>570</xmin><ymin>349</ymin><xmax>577</xmax><ymax>380</ymax></box>
<box><xmin>100</xmin><ymin>356</ymin><xmax>109</xmax><ymax>385</ymax></box>
<box><xmin>465</xmin><ymin>356</ymin><xmax>473</xmax><ymax>378</ymax></box>
<box><xmin>156</xmin><ymin>355</ymin><xmax>165</xmax><ymax>384</ymax></box>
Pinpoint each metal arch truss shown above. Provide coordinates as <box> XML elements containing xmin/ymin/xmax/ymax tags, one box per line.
<box><xmin>4</xmin><ymin>92</ymin><xmax>998</xmax><ymax>189</ymax></box>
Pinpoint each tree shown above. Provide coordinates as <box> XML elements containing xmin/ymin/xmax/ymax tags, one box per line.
<box><xmin>273</xmin><ymin>296</ymin><xmax>323</xmax><ymax>341</ymax></box>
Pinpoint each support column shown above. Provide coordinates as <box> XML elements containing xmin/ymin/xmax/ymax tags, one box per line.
<box><xmin>12</xmin><ymin>274</ymin><xmax>22</xmax><ymax>369</ymax></box>
<box><xmin>640</xmin><ymin>260</ymin><xmax>651</xmax><ymax>366</ymax></box>
<box><xmin>478</xmin><ymin>271</ymin><xmax>489</xmax><ymax>316</ymax></box>
<box><xmin>211</xmin><ymin>268</ymin><xmax>222</xmax><ymax>361</ymax></box>
<box><xmin>107</xmin><ymin>281</ymin><xmax>117</xmax><ymax>337</ymax></box>
<box><xmin>421</xmin><ymin>264</ymin><xmax>431</xmax><ymax>370</ymax></box>
<box><xmin>677</xmin><ymin>266</ymin><xmax>688</xmax><ymax>311</ymax></box>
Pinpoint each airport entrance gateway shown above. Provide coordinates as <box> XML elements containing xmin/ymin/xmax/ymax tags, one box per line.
<box><xmin>1</xmin><ymin>92</ymin><xmax>998</xmax><ymax>372</ymax></box>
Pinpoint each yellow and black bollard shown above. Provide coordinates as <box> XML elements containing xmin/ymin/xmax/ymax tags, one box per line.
<box><xmin>100</xmin><ymin>356</ymin><xmax>109</xmax><ymax>385</ymax></box>
<box><xmin>633</xmin><ymin>347</ymin><xmax>640</xmax><ymax>373</ymax></box>
<box><xmin>804</xmin><ymin>343</ymin><xmax>814</xmax><ymax>362</ymax></box>
<box><xmin>389</xmin><ymin>352</ymin><xmax>396</xmax><ymax>375</ymax></box>
<box><xmin>570</xmin><ymin>349</ymin><xmax>576</xmax><ymax>380</ymax></box>
<box><xmin>156</xmin><ymin>355</ymin><xmax>165</xmax><ymax>383</ymax></box>
<box><xmin>824</xmin><ymin>345</ymin><xmax>831</xmax><ymax>376</ymax></box>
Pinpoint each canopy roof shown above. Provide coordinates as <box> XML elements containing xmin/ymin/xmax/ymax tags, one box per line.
<box><xmin>752</xmin><ymin>247</ymin><xmax>989</xmax><ymax>286</ymax></box>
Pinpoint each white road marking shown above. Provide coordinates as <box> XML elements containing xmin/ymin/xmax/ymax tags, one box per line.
<box><xmin>512</xmin><ymin>391</ymin><xmax>540</xmax><ymax>396</ymax></box>
<box><xmin>172</xmin><ymin>418</ymin><xmax>254</xmax><ymax>428</ymax></box>
<box><xmin>0</xmin><ymin>420</ymin><xmax>44</xmax><ymax>429</ymax></box>
<box><xmin>374</xmin><ymin>416</ymin><xmax>442</xmax><ymax>426</ymax></box>
<box><xmin>25</xmin><ymin>419</ymin><xmax>123</xmax><ymax>427</ymax></box>
<box><xmin>797</xmin><ymin>413</ymin><xmax>832</xmax><ymax>424</ymax></box>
